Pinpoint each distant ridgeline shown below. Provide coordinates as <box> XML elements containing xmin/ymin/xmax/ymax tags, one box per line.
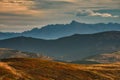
<box><xmin>0</xmin><ymin>21</ymin><xmax>120</xmax><ymax>40</ymax></box>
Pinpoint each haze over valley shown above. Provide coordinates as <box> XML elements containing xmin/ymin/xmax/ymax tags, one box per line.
<box><xmin>0</xmin><ymin>0</ymin><xmax>120</xmax><ymax>79</ymax></box>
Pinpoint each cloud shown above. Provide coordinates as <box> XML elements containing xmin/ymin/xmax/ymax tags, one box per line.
<box><xmin>48</xmin><ymin>0</ymin><xmax>76</xmax><ymax>3</ymax></box>
<box><xmin>0</xmin><ymin>0</ymin><xmax>120</xmax><ymax>32</ymax></box>
<box><xmin>0</xmin><ymin>0</ymin><xmax>43</xmax><ymax>16</ymax></box>
<box><xmin>76</xmin><ymin>9</ymin><xmax>119</xmax><ymax>18</ymax></box>
<box><xmin>31</xmin><ymin>0</ymin><xmax>75</xmax><ymax>10</ymax></box>
<box><xmin>0</xmin><ymin>24</ymin><xmax>34</xmax><ymax>32</ymax></box>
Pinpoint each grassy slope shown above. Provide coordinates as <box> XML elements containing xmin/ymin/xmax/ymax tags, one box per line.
<box><xmin>0</xmin><ymin>58</ymin><xmax>120</xmax><ymax>80</ymax></box>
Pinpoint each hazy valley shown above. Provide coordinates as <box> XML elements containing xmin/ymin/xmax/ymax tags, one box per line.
<box><xmin>0</xmin><ymin>0</ymin><xmax>120</xmax><ymax>79</ymax></box>
<box><xmin>1</xmin><ymin>31</ymin><xmax>120</xmax><ymax>61</ymax></box>
<box><xmin>0</xmin><ymin>47</ymin><xmax>120</xmax><ymax>80</ymax></box>
<box><xmin>1</xmin><ymin>20</ymin><xmax>120</xmax><ymax>80</ymax></box>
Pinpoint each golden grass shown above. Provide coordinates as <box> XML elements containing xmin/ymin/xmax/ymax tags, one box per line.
<box><xmin>0</xmin><ymin>58</ymin><xmax>120</xmax><ymax>80</ymax></box>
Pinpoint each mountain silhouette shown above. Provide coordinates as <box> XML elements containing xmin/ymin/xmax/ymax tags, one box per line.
<box><xmin>0</xmin><ymin>21</ymin><xmax>120</xmax><ymax>40</ymax></box>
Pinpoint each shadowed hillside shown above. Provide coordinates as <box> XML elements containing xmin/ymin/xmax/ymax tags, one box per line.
<box><xmin>0</xmin><ymin>58</ymin><xmax>120</xmax><ymax>80</ymax></box>
<box><xmin>1</xmin><ymin>31</ymin><xmax>120</xmax><ymax>61</ymax></box>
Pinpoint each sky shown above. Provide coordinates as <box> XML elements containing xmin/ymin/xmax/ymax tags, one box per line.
<box><xmin>0</xmin><ymin>0</ymin><xmax>120</xmax><ymax>32</ymax></box>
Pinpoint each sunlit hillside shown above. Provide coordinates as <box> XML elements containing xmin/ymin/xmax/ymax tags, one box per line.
<box><xmin>0</xmin><ymin>58</ymin><xmax>120</xmax><ymax>80</ymax></box>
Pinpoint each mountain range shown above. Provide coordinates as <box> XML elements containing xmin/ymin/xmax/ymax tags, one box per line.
<box><xmin>1</xmin><ymin>31</ymin><xmax>120</xmax><ymax>61</ymax></box>
<box><xmin>0</xmin><ymin>21</ymin><xmax>120</xmax><ymax>40</ymax></box>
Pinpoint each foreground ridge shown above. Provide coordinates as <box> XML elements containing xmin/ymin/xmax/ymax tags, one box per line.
<box><xmin>0</xmin><ymin>58</ymin><xmax>120</xmax><ymax>80</ymax></box>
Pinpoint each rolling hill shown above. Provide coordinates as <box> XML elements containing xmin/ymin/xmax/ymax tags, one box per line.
<box><xmin>0</xmin><ymin>58</ymin><xmax>120</xmax><ymax>80</ymax></box>
<box><xmin>0</xmin><ymin>48</ymin><xmax>51</xmax><ymax>60</ymax></box>
<box><xmin>0</xmin><ymin>31</ymin><xmax>120</xmax><ymax>61</ymax></box>
<box><xmin>0</xmin><ymin>21</ymin><xmax>120</xmax><ymax>40</ymax></box>
<box><xmin>84</xmin><ymin>51</ymin><xmax>120</xmax><ymax>63</ymax></box>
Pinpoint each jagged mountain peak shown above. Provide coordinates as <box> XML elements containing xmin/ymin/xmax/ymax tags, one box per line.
<box><xmin>0</xmin><ymin>21</ymin><xmax>120</xmax><ymax>40</ymax></box>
